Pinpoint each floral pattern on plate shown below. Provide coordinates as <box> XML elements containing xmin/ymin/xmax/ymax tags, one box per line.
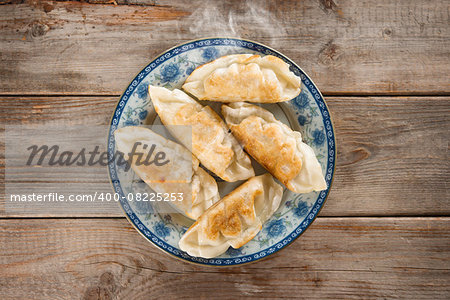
<box><xmin>108</xmin><ymin>38</ymin><xmax>335</xmax><ymax>266</ymax></box>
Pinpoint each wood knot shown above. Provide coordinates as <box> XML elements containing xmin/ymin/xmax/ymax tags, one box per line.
<box><xmin>83</xmin><ymin>271</ymin><xmax>116</xmax><ymax>300</ymax></box>
<box><xmin>43</xmin><ymin>2</ymin><xmax>54</xmax><ymax>13</ymax></box>
<box><xmin>99</xmin><ymin>272</ymin><xmax>115</xmax><ymax>286</ymax></box>
<box><xmin>341</xmin><ymin>147</ymin><xmax>370</xmax><ymax>166</ymax></box>
<box><xmin>318</xmin><ymin>41</ymin><xmax>344</xmax><ymax>67</ymax></box>
<box><xmin>84</xmin><ymin>286</ymin><xmax>112</xmax><ymax>300</ymax></box>
<box><xmin>30</xmin><ymin>22</ymin><xmax>49</xmax><ymax>38</ymax></box>
<box><xmin>320</xmin><ymin>0</ymin><xmax>338</xmax><ymax>13</ymax></box>
<box><xmin>382</xmin><ymin>27</ymin><xmax>393</xmax><ymax>37</ymax></box>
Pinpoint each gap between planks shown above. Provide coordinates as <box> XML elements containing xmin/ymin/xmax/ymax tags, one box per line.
<box><xmin>1</xmin><ymin>93</ymin><xmax>450</xmax><ymax>98</ymax></box>
<box><xmin>0</xmin><ymin>216</ymin><xmax>449</xmax><ymax>220</ymax></box>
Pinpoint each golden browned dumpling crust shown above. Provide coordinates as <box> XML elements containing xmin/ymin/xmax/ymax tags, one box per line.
<box><xmin>229</xmin><ymin>115</ymin><xmax>302</xmax><ymax>186</ymax></box>
<box><xmin>149</xmin><ymin>86</ymin><xmax>255</xmax><ymax>182</ymax></box>
<box><xmin>182</xmin><ymin>54</ymin><xmax>301</xmax><ymax>103</ymax></box>
<box><xmin>179</xmin><ymin>174</ymin><xmax>283</xmax><ymax>258</ymax></box>
<box><xmin>222</xmin><ymin>102</ymin><xmax>327</xmax><ymax>193</ymax></box>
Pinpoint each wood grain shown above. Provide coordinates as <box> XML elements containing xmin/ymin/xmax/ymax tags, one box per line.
<box><xmin>0</xmin><ymin>217</ymin><xmax>448</xmax><ymax>299</ymax></box>
<box><xmin>1</xmin><ymin>1</ymin><xmax>448</xmax><ymax>298</ymax></box>
<box><xmin>324</xmin><ymin>96</ymin><xmax>450</xmax><ymax>216</ymax></box>
<box><xmin>1</xmin><ymin>96</ymin><xmax>448</xmax><ymax>217</ymax></box>
<box><xmin>0</xmin><ymin>0</ymin><xmax>449</xmax><ymax>95</ymax></box>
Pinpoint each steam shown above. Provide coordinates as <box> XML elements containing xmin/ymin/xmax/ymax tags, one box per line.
<box><xmin>186</xmin><ymin>0</ymin><xmax>287</xmax><ymax>42</ymax></box>
<box><xmin>188</xmin><ymin>1</ymin><xmax>238</xmax><ymax>36</ymax></box>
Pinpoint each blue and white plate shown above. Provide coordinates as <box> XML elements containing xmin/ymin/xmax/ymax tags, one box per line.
<box><xmin>108</xmin><ymin>38</ymin><xmax>336</xmax><ymax>266</ymax></box>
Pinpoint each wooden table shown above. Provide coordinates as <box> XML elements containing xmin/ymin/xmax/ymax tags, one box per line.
<box><xmin>1</xmin><ymin>0</ymin><xmax>449</xmax><ymax>298</ymax></box>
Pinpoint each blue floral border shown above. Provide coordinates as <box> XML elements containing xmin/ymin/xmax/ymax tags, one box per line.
<box><xmin>107</xmin><ymin>38</ymin><xmax>336</xmax><ymax>266</ymax></box>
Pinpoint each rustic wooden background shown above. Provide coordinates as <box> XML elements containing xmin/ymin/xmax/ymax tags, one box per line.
<box><xmin>1</xmin><ymin>0</ymin><xmax>449</xmax><ymax>298</ymax></box>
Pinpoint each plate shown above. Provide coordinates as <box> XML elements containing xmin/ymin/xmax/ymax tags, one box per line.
<box><xmin>107</xmin><ymin>38</ymin><xmax>336</xmax><ymax>266</ymax></box>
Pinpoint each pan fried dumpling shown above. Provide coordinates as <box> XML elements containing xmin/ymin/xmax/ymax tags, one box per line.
<box><xmin>179</xmin><ymin>173</ymin><xmax>283</xmax><ymax>258</ymax></box>
<box><xmin>149</xmin><ymin>85</ymin><xmax>254</xmax><ymax>182</ymax></box>
<box><xmin>114</xmin><ymin>126</ymin><xmax>220</xmax><ymax>219</ymax></box>
<box><xmin>182</xmin><ymin>54</ymin><xmax>301</xmax><ymax>103</ymax></box>
<box><xmin>222</xmin><ymin>102</ymin><xmax>327</xmax><ymax>193</ymax></box>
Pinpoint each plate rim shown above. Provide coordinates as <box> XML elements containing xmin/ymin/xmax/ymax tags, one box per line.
<box><xmin>107</xmin><ymin>37</ymin><xmax>337</xmax><ymax>266</ymax></box>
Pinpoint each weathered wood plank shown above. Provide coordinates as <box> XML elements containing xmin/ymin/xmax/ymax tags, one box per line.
<box><xmin>0</xmin><ymin>0</ymin><xmax>449</xmax><ymax>95</ymax></box>
<box><xmin>0</xmin><ymin>96</ymin><xmax>448</xmax><ymax>217</ymax></box>
<box><xmin>0</xmin><ymin>217</ymin><xmax>448</xmax><ymax>299</ymax></box>
<box><xmin>324</xmin><ymin>96</ymin><xmax>450</xmax><ymax>216</ymax></box>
